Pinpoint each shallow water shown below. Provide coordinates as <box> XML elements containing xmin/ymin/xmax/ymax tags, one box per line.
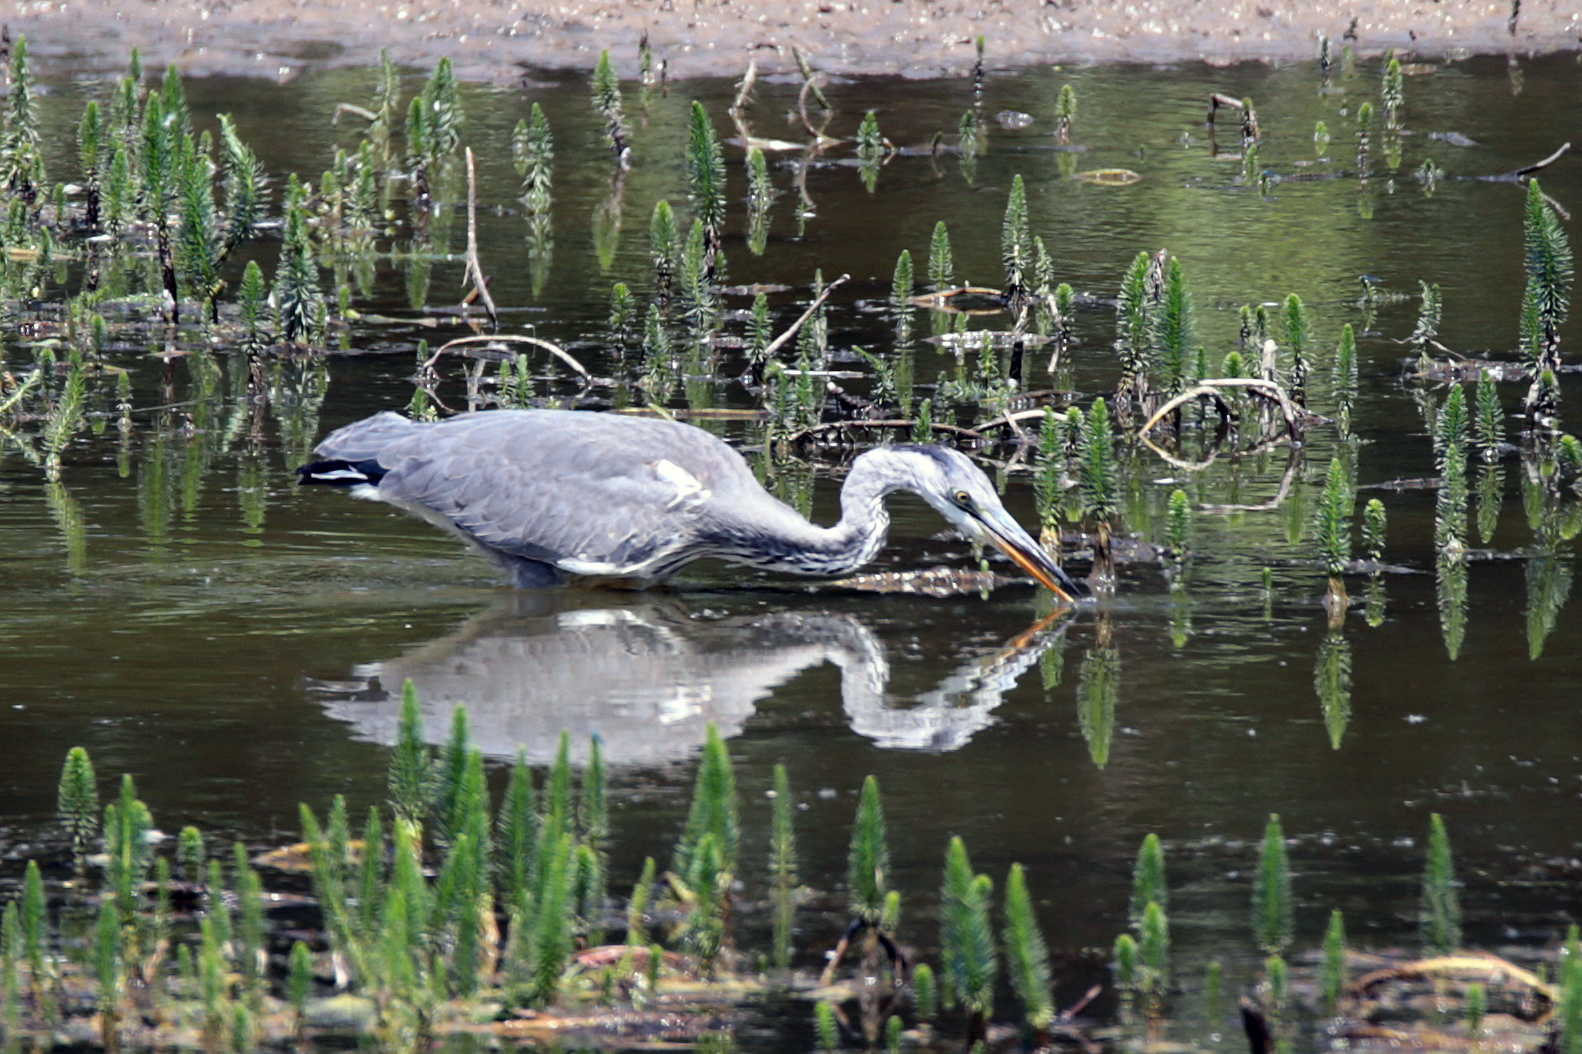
<box><xmin>3</xmin><ymin>47</ymin><xmax>1582</xmax><ymax>1045</ymax></box>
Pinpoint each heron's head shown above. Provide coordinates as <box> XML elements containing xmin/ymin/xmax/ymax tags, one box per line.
<box><xmin>878</xmin><ymin>445</ymin><xmax>1084</xmax><ymax>603</ymax></box>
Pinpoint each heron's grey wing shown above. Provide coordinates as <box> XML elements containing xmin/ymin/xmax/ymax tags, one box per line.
<box><xmin>372</xmin><ymin>414</ymin><xmax>716</xmax><ymax>574</ymax></box>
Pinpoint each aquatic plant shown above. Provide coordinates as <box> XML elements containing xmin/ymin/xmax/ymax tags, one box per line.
<box><xmin>746</xmin><ymin>146</ymin><xmax>772</xmax><ymax>254</ymax></box>
<box><xmin>1520</xmin><ymin>178</ymin><xmax>1573</xmax><ymax>391</ymax></box>
<box><xmin>929</xmin><ymin>220</ymin><xmax>954</xmax><ymax>290</ymax></box>
<box><xmin>1003</xmin><ymin>863</ymin><xmax>1054</xmax><ymax>1034</ymax></box>
<box><xmin>939</xmin><ymin>837</ymin><xmax>997</xmax><ymax>1043</ymax></box>
<box><xmin>1420</xmin><ymin>812</ymin><xmax>1462</xmax><ymax>955</ymax></box>
<box><xmin>1321</xmin><ymin>909</ymin><xmax>1346</xmax><ymax>1013</ymax></box>
<box><xmin>770</xmin><ymin>764</ymin><xmax>799</xmax><ymax>970</ymax></box>
<box><xmin>856</xmin><ymin>109</ymin><xmax>884</xmax><ymax>192</ymax></box>
<box><xmin>1054</xmin><ymin>84</ymin><xmax>1076</xmax><ymax>144</ymax></box>
<box><xmin>847</xmin><ymin>775</ymin><xmax>890</xmax><ymax>926</ymax></box>
<box><xmin>1381</xmin><ymin>54</ymin><xmax>1404</xmax><ymax>128</ymax></box>
<box><xmin>1316</xmin><ymin>457</ymin><xmax>1353</xmax><ymax>583</ymax></box>
<box><xmin>687</xmin><ymin>101</ymin><xmax>727</xmax><ymax>266</ymax></box>
<box><xmin>1128</xmin><ymin>833</ymin><xmax>1168</xmax><ymax>928</ymax></box>
<box><xmin>1001</xmin><ymin>174</ymin><xmax>1032</xmax><ymax>307</ymax></box>
<box><xmin>273</xmin><ymin>174</ymin><xmax>323</xmax><ymax>344</ymax></box>
<box><xmin>55</xmin><ymin>746</ymin><xmax>98</xmax><ymax>861</ymax></box>
<box><xmin>1252</xmin><ymin>814</ymin><xmax>1293</xmax><ymax>954</ymax></box>
<box><xmin>1139</xmin><ymin>900</ymin><xmax>1170</xmax><ymax>995</ymax></box>
<box><xmin>588</xmin><ymin>49</ymin><xmax>631</xmax><ymax>166</ymax></box>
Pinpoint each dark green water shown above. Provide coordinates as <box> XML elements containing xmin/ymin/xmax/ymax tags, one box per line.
<box><xmin>2</xmin><ymin>47</ymin><xmax>1581</xmax><ymax>1044</ymax></box>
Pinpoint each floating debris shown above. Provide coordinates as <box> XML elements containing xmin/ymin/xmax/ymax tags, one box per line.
<box><xmin>833</xmin><ymin>566</ymin><xmax>1012</xmax><ymax>596</ymax></box>
<box><xmin>1072</xmin><ymin>168</ymin><xmax>1142</xmax><ymax>186</ymax></box>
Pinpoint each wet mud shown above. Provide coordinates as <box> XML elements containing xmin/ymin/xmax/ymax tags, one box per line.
<box><xmin>5</xmin><ymin>0</ymin><xmax>1579</xmax><ymax>82</ymax></box>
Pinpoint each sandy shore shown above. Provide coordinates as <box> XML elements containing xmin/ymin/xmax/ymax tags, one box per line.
<box><xmin>3</xmin><ymin>0</ymin><xmax>1579</xmax><ymax>82</ymax></box>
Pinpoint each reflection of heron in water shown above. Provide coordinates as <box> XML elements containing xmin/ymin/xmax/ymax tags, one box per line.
<box><xmin>311</xmin><ymin>594</ymin><xmax>1071</xmax><ymax>763</ymax></box>
<box><xmin>298</xmin><ymin>410</ymin><xmax>1082</xmax><ymax>599</ymax></box>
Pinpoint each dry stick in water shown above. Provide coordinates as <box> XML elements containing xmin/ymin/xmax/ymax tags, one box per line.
<box><xmin>460</xmin><ymin>147</ymin><xmax>499</xmax><ymax>330</ymax></box>
<box><xmin>423</xmin><ymin>334</ymin><xmax>591</xmax><ymax>383</ymax></box>
<box><xmin>1139</xmin><ymin>378</ymin><xmax>1304</xmax><ymax>441</ymax></box>
<box><xmin>760</xmin><ymin>274</ymin><xmax>850</xmax><ymax>361</ymax></box>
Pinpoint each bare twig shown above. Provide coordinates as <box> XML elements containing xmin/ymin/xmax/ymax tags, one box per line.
<box><xmin>422</xmin><ymin>334</ymin><xmax>591</xmax><ymax>383</ymax></box>
<box><xmin>1139</xmin><ymin>378</ymin><xmax>1302</xmax><ymax>441</ymax></box>
<box><xmin>331</xmin><ymin>103</ymin><xmax>377</xmax><ymax>125</ymax></box>
<box><xmin>1484</xmin><ymin>141</ymin><xmax>1571</xmax><ymax>182</ymax></box>
<box><xmin>460</xmin><ymin>148</ymin><xmax>499</xmax><ymax>330</ymax></box>
<box><xmin>761</xmin><ymin>274</ymin><xmax>850</xmax><ymax>361</ymax></box>
<box><xmin>786</xmin><ymin>418</ymin><xmax>986</xmax><ymax>443</ymax></box>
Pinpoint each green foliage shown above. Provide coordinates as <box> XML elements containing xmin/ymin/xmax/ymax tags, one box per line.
<box><xmin>1420</xmin><ymin>812</ymin><xmax>1462</xmax><ymax>954</ymax></box>
<box><xmin>1559</xmin><ymin>926</ymin><xmax>1582</xmax><ymax>1054</ymax></box>
<box><xmin>218</xmin><ymin>114</ymin><xmax>265</xmax><ymax>252</ymax></box>
<box><xmin>499</xmin><ymin>748</ymin><xmax>538</xmax><ymax>909</ymax></box>
<box><xmin>1003</xmin><ymin>863</ymin><xmax>1054</xmax><ymax>1030</ymax></box>
<box><xmin>592</xmin><ymin>50</ymin><xmax>629</xmax><ymax>159</ymax></box>
<box><xmin>650</xmin><ymin>199</ymin><xmax>679</xmax><ymax>295</ymax></box>
<box><xmin>673</xmin><ymin>723</ymin><xmax>739</xmax><ymax>879</ymax></box>
<box><xmin>1314</xmin><ymin>119</ymin><xmax>1331</xmax><ymax>157</ymax></box>
<box><xmin>1157</xmin><ymin>258</ymin><xmax>1193</xmax><ymax>393</ymax></box>
<box><xmin>913</xmin><ymin>962</ymin><xmax>937</xmax><ymax>1022</ymax></box>
<box><xmin>1363</xmin><ymin>498</ymin><xmax>1387</xmax><ymax>561</ymax></box>
<box><xmin>892</xmin><ymin>249</ymin><xmax>914</xmax><ymax>305</ymax></box>
<box><xmin>928</xmin><ymin>221</ymin><xmax>953</xmax><ymax>289</ymax></box>
<box><xmin>847</xmin><ymin>775</ymin><xmax>889</xmax><ymax>924</ymax></box>
<box><xmin>1252</xmin><ymin>814</ymin><xmax>1293</xmax><ymax>953</ymax></box>
<box><xmin>1409</xmin><ymin>281</ymin><xmax>1442</xmax><ymax>348</ymax></box>
<box><xmin>815</xmin><ymin>999</ymin><xmax>840</xmax><ymax>1050</ymax></box>
<box><xmin>1381</xmin><ymin>55</ymin><xmax>1404</xmax><ymax>127</ymax></box>
<box><xmin>411</xmin><ymin>57</ymin><xmax>462</xmax><ymax>164</ymax></box>
<box><xmin>1475</xmin><ymin>370</ymin><xmax>1504</xmax><ymax>456</ymax></box>
<box><xmin>1077</xmin><ymin>645</ymin><xmax>1119</xmax><ymax>768</ymax></box>
<box><xmin>273</xmin><ymin>174</ymin><xmax>322</xmax><ymax>343</ymax></box>
<box><xmin>1001</xmin><ymin>174</ymin><xmax>1032</xmax><ymax>299</ymax></box>
<box><xmin>56</xmin><ymin>746</ymin><xmax>99</xmax><ymax>857</ymax></box>
<box><xmin>1079</xmin><ymin>397</ymin><xmax>1118</xmax><ymax>522</ymax></box>
<box><xmin>1113</xmin><ymin>933</ymin><xmax>1138</xmax><ymax>988</ymax></box>
<box><xmin>1129</xmin><ymin>833</ymin><xmax>1168</xmax><ymax>928</ymax></box>
<box><xmin>105</xmin><ymin>774</ymin><xmax>154</xmax><ymax>927</ymax></box>
<box><xmin>939</xmin><ymin>838</ymin><xmax>997</xmax><ymax>1019</ymax></box>
<box><xmin>1139</xmin><ymin>901</ymin><xmax>1170</xmax><ymax>993</ymax></box>
<box><xmin>1166</xmin><ymin>488</ymin><xmax>1192</xmax><ymax>558</ymax></box>
<box><xmin>0</xmin><ymin>36</ymin><xmax>43</xmax><ymax>197</ymax></box>
<box><xmin>1316</xmin><ymin>457</ymin><xmax>1353</xmax><ymax>578</ymax></box>
<box><xmin>1466</xmin><ymin>980</ymin><xmax>1486</xmax><ymax>1034</ymax></box>
<box><xmin>1521</xmin><ymin>178</ymin><xmax>1573</xmax><ymax>368</ymax></box>
<box><xmin>1321</xmin><ymin>909</ymin><xmax>1346</xmax><ymax>1013</ymax></box>
<box><xmin>687</xmin><ymin>102</ymin><xmax>726</xmax><ymax>246</ymax></box>
<box><xmin>1054</xmin><ymin>84</ymin><xmax>1077</xmax><ymax>142</ymax></box>
<box><xmin>388</xmin><ymin>679</ymin><xmax>433</xmax><ymax>824</ymax></box>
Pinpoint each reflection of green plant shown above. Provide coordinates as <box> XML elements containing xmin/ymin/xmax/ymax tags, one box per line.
<box><xmin>1077</xmin><ymin>645</ymin><xmax>1119</xmax><ymax>767</ymax></box>
<box><xmin>1314</xmin><ymin>629</ymin><xmax>1352</xmax><ymax>749</ymax></box>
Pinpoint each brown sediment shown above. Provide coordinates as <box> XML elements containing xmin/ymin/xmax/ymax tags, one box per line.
<box><xmin>3</xmin><ymin>0</ymin><xmax>1580</xmax><ymax>82</ymax></box>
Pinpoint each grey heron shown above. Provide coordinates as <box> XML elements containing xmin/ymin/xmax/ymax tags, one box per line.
<box><xmin>297</xmin><ymin>409</ymin><xmax>1082</xmax><ymax>601</ymax></box>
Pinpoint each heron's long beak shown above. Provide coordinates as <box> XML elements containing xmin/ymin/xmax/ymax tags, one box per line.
<box><xmin>974</xmin><ymin>508</ymin><xmax>1084</xmax><ymax>603</ymax></box>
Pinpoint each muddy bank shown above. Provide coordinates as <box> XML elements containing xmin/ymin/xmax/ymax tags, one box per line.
<box><xmin>5</xmin><ymin>0</ymin><xmax>1580</xmax><ymax>82</ymax></box>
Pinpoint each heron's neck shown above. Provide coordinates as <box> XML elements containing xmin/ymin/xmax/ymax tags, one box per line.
<box><xmin>725</xmin><ymin>453</ymin><xmax>903</xmax><ymax>577</ymax></box>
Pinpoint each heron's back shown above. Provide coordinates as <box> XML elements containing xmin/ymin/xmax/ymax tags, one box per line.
<box><xmin>306</xmin><ymin>409</ymin><xmax>785</xmax><ymax>583</ymax></box>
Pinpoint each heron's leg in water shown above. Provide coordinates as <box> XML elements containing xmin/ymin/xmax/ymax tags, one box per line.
<box><xmin>499</xmin><ymin>554</ymin><xmax>565</xmax><ymax>588</ymax></box>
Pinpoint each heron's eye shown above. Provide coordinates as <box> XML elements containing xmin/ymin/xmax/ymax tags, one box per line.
<box><xmin>953</xmin><ymin>489</ymin><xmax>972</xmax><ymax>507</ymax></box>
